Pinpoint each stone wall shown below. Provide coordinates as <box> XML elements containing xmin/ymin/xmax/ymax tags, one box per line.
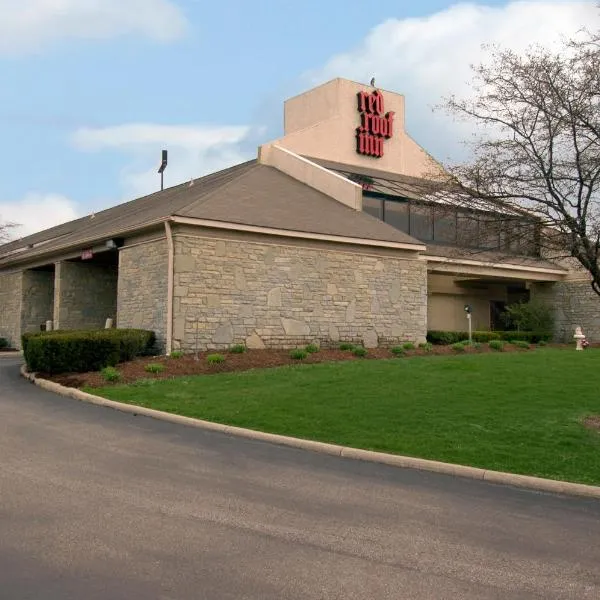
<box><xmin>532</xmin><ymin>280</ymin><xmax>600</xmax><ymax>343</ymax></box>
<box><xmin>117</xmin><ymin>239</ymin><xmax>168</xmax><ymax>350</ymax></box>
<box><xmin>54</xmin><ymin>261</ymin><xmax>118</xmax><ymax>330</ymax></box>
<box><xmin>21</xmin><ymin>269</ymin><xmax>54</xmax><ymax>335</ymax></box>
<box><xmin>172</xmin><ymin>231</ymin><xmax>427</xmax><ymax>351</ymax></box>
<box><xmin>0</xmin><ymin>271</ymin><xmax>22</xmax><ymax>348</ymax></box>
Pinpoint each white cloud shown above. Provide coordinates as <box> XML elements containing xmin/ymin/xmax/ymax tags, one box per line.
<box><xmin>72</xmin><ymin>123</ymin><xmax>255</xmax><ymax>198</ymax></box>
<box><xmin>0</xmin><ymin>0</ymin><xmax>188</xmax><ymax>55</ymax></box>
<box><xmin>308</xmin><ymin>1</ymin><xmax>600</xmax><ymax>162</ymax></box>
<box><xmin>0</xmin><ymin>193</ymin><xmax>79</xmax><ymax>238</ymax></box>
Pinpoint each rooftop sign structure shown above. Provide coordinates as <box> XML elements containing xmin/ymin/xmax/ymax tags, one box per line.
<box><xmin>355</xmin><ymin>90</ymin><xmax>395</xmax><ymax>159</ymax></box>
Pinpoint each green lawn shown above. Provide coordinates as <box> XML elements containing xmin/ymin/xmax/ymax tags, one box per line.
<box><xmin>87</xmin><ymin>349</ymin><xmax>600</xmax><ymax>485</ymax></box>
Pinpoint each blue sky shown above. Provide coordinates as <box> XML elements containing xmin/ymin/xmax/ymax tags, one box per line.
<box><xmin>0</xmin><ymin>0</ymin><xmax>598</xmax><ymax>236</ymax></box>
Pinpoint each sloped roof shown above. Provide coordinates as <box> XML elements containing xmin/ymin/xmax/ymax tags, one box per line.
<box><xmin>176</xmin><ymin>164</ymin><xmax>421</xmax><ymax>245</ymax></box>
<box><xmin>0</xmin><ymin>160</ymin><xmax>422</xmax><ymax>268</ymax></box>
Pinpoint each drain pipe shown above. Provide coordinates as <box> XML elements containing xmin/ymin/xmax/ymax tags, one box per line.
<box><xmin>165</xmin><ymin>220</ymin><xmax>174</xmax><ymax>355</ymax></box>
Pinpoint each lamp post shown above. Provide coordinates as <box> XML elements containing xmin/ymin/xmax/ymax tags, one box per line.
<box><xmin>464</xmin><ymin>304</ymin><xmax>473</xmax><ymax>344</ymax></box>
<box><xmin>158</xmin><ymin>150</ymin><xmax>168</xmax><ymax>191</ymax></box>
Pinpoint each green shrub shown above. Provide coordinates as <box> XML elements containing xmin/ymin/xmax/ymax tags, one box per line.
<box><xmin>402</xmin><ymin>342</ymin><xmax>416</xmax><ymax>351</ymax></box>
<box><xmin>451</xmin><ymin>342</ymin><xmax>467</xmax><ymax>352</ymax></box>
<box><xmin>391</xmin><ymin>346</ymin><xmax>405</xmax><ymax>356</ymax></box>
<box><xmin>0</xmin><ymin>337</ymin><xmax>8</xmax><ymax>350</ymax></box>
<box><xmin>352</xmin><ymin>346</ymin><xmax>368</xmax><ymax>357</ymax></box>
<box><xmin>339</xmin><ymin>342</ymin><xmax>354</xmax><ymax>351</ymax></box>
<box><xmin>472</xmin><ymin>331</ymin><xmax>502</xmax><ymax>343</ymax></box>
<box><xmin>23</xmin><ymin>329</ymin><xmax>155</xmax><ymax>375</ymax></box>
<box><xmin>427</xmin><ymin>331</ymin><xmax>466</xmax><ymax>345</ymax></box>
<box><xmin>512</xmin><ymin>340</ymin><xmax>531</xmax><ymax>349</ymax></box>
<box><xmin>503</xmin><ymin>298</ymin><xmax>554</xmax><ymax>333</ymax></box>
<box><xmin>427</xmin><ymin>329</ymin><xmax>551</xmax><ymax>346</ymax></box>
<box><xmin>489</xmin><ymin>340</ymin><xmax>505</xmax><ymax>351</ymax></box>
<box><xmin>538</xmin><ymin>340</ymin><xmax>548</xmax><ymax>347</ymax></box>
<box><xmin>496</xmin><ymin>331</ymin><xmax>551</xmax><ymax>344</ymax></box>
<box><xmin>229</xmin><ymin>344</ymin><xmax>246</xmax><ymax>354</ymax></box>
<box><xmin>169</xmin><ymin>350</ymin><xmax>184</xmax><ymax>359</ymax></box>
<box><xmin>207</xmin><ymin>353</ymin><xmax>226</xmax><ymax>364</ymax></box>
<box><xmin>305</xmin><ymin>343</ymin><xmax>320</xmax><ymax>354</ymax></box>
<box><xmin>418</xmin><ymin>342</ymin><xmax>433</xmax><ymax>351</ymax></box>
<box><xmin>473</xmin><ymin>342</ymin><xmax>482</xmax><ymax>350</ymax></box>
<box><xmin>101</xmin><ymin>366</ymin><xmax>121</xmax><ymax>383</ymax></box>
<box><xmin>290</xmin><ymin>348</ymin><xmax>308</xmax><ymax>360</ymax></box>
<box><xmin>145</xmin><ymin>363</ymin><xmax>165</xmax><ymax>374</ymax></box>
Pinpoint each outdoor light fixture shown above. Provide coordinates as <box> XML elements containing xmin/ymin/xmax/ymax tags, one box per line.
<box><xmin>105</xmin><ymin>238</ymin><xmax>124</xmax><ymax>250</ymax></box>
<box><xmin>158</xmin><ymin>149</ymin><xmax>168</xmax><ymax>191</ymax></box>
<box><xmin>464</xmin><ymin>304</ymin><xmax>473</xmax><ymax>344</ymax></box>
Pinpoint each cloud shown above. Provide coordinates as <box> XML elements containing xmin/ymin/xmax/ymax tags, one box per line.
<box><xmin>72</xmin><ymin>123</ymin><xmax>258</xmax><ymax>198</ymax></box>
<box><xmin>0</xmin><ymin>193</ymin><xmax>79</xmax><ymax>238</ymax></box>
<box><xmin>0</xmin><ymin>0</ymin><xmax>188</xmax><ymax>55</ymax></box>
<box><xmin>308</xmin><ymin>1</ymin><xmax>600</xmax><ymax>163</ymax></box>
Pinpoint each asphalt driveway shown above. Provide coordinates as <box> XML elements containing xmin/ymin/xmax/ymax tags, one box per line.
<box><xmin>1</xmin><ymin>356</ymin><xmax>599</xmax><ymax>599</ymax></box>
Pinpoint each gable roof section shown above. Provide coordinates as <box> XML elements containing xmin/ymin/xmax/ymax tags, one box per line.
<box><xmin>0</xmin><ymin>160</ymin><xmax>256</xmax><ymax>261</ymax></box>
<box><xmin>175</xmin><ymin>164</ymin><xmax>421</xmax><ymax>246</ymax></box>
<box><xmin>0</xmin><ymin>160</ymin><xmax>422</xmax><ymax>268</ymax></box>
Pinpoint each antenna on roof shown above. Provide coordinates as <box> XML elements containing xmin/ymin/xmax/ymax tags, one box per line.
<box><xmin>158</xmin><ymin>149</ymin><xmax>168</xmax><ymax>191</ymax></box>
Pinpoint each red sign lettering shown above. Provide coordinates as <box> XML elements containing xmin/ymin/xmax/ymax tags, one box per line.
<box><xmin>355</xmin><ymin>90</ymin><xmax>394</xmax><ymax>158</ymax></box>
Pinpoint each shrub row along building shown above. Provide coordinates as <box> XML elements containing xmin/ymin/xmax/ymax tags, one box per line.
<box><xmin>0</xmin><ymin>79</ymin><xmax>596</xmax><ymax>352</ymax></box>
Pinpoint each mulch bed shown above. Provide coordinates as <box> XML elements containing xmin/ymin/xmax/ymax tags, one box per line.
<box><xmin>584</xmin><ymin>416</ymin><xmax>600</xmax><ymax>432</ymax></box>
<box><xmin>45</xmin><ymin>343</ymin><xmax>536</xmax><ymax>389</ymax></box>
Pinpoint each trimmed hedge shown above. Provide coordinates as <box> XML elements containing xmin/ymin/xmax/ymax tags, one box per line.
<box><xmin>23</xmin><ymin>329</ymin><xmax>155</xmax><ymax>375</ymax></box>
<box><xmin>427</xmin><ymin>330</ymin><xmax>552</xmax><ymax>345</ymax></box>
<box><xmin>0</xmin><ymin>337</ymin><xmax>8</xmax><ymax>350</ymax></box>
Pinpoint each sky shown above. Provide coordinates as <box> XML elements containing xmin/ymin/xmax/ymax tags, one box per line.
<box><xmin>0</xmin><ymin>0</ymin><xmax>598</xmax><ymax>238</ymax></box>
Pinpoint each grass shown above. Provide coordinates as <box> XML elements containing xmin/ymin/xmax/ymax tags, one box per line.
<box><xmin>86</xmin><ymin>349</ymin><xmax>600</xmax><ymax>485</ymax></box>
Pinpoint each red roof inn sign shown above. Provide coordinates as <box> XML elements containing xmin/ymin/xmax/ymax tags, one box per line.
<box><xmin>355</xmin><ymin>90</ymin><xmax>395</xmax><ymax>158</ymax></box>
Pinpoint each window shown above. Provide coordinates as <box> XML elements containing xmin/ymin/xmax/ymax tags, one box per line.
<box><xmin>479</xmin><ymin>216</ymin><xmax>501</xmax><ymax>250</ymax></box>
<box><xmin>433</xmin><ymin>207</ymin><xmax>457</xmax><ymax>244</ymax></box>
<box><xmin>362</xmin><ymin>196</ymin><xmax>383</xmax><ymax>220</ymax></box>
<box><xmin>384</xmin><ymin>200</ymin><xmax>409</xmax><ymax>233</ymax></box>
<box><xmin>409</xmin><ymin>204</ymin><xmax>433</xmax><ymax>241</ymax></box>
<box><xmin>456</xmin><ymin>213</ymin><xmax>479</xmax><ymax>248</ymax></box>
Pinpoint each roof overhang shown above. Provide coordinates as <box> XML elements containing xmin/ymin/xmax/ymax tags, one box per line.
<box><xmin>170</xmin><ymin>216</ymin><xmax>426</xmax><ymax>252</ymax></box>
<box><xmin>426</xmin><ymin>254</ymin><xmax>567</xmax><ymax>282</ymax></box>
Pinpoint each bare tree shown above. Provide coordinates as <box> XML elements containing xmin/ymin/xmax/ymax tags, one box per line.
<box><xmin>0</xmin><ymin>221</ymin><xmax>17</xmax><ymax>244</ymax></box>
<box><xmin>439</xmin><ymin>27</ymin><xmax>600</xmax><ymax>295</ymax></box>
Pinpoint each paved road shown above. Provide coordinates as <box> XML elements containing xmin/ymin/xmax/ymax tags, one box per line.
<box><xmin>1</xmin><ymin>357</ymin><xmax>599</xmax><ymax>599</ymax></box>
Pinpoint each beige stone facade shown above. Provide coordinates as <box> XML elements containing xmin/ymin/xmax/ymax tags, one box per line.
<box><xmin>117</xmin><ymin>238</ymin><xmax>169</xmax><ymax>349</ymax></box>
<box><xmin>0</xmin><ymin>271</ymin><xmax>22</xmax><ymax>347</ymax></box>
<box><xmin>171</xmin><ymin>229</ymin><xmax>427</xmax><ymax>352</ymax></box>
<box><xmin>54</xmin><ymin>261</ymin><xmax>118</xmax><ymax>330</ymax></box>
<box><xmin>21</xmin><ymin>269</ymin><xmax>54</xmax><ymax>334</ymax></box>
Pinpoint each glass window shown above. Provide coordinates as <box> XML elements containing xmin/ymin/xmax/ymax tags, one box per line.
<box><xmin>479</xmin><ymin>216</ymin><xmax>501</xmax><ymax>249</ymax></box>
<box><xmin>433</xmin><ymin>207</ymin><xmax>457</xmax><ymax>244</ymax></box>
<box><xmin>456</xmin><ymin>212</ymin><xmax>480</xmax><ymax>248</ymax></box>
<box><xmin>409</xmin><ymin>204</ymin><xmax>433</xmax><ymax>241</ymax></box>
<box><xmin>362</xmin><ymin>196</ymin><xmax>383</xmax><ymax>220</ymax></box>
<box><xmin>384</xmin><ymin>200</ymin><xmax>409</xmax><ymax>233</ymax></box>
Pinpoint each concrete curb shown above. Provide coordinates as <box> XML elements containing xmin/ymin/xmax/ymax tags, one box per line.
<box><xmin>20</xmin><ymin>365</ymin><xmax>600</xmax><ymax>501</ymax></box>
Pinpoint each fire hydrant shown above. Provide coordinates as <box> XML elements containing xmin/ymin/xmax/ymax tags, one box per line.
<box><xmin>574</xmin><ymin>326</ymin><xmax>586</xmax><ymax>351</ymax></box>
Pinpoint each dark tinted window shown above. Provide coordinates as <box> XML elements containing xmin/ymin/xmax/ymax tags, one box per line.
<box><xmin>362</xmin><ymin>196</ymin><xmax>382</xmax><ymax>220</ymax></box>
<box><xmin>433</xmin><ymin>207</ymin><xmax>457</xmax><ymax>243</ymax></box>
<box><xmin>410</xmin><ymin>204</ymin><xmax>433</xmax><ymax>241</ymax></box>
<box><xmin>384</xmin><ymin>200</ymin><xmax>409</xmax><ymax>233</ymax></box>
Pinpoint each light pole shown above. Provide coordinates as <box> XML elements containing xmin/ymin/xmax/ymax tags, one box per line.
<box><xmin>158</xmin><ymin>150</ymin><xmax>168</xmax><ymax>191</ymax></box>
<box><xmin>464</xmin><ymin>304</ymin><xmax>473</xmax><ymax>344</ymax></box>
